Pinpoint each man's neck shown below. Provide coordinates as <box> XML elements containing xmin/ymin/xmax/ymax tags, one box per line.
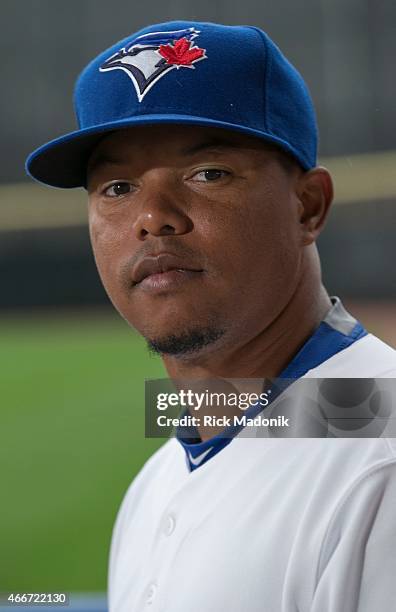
<box><xmin>163</xmin><ymin>275</ymin><xmax>332</xmax><ymax>442</ymax></box>
<box><xmin>163</xmin><ymin>283</ymin><xmax>332</xmax><ymax>381</ymax></box>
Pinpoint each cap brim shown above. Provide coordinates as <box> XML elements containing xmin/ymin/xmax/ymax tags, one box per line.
<box><xmin>26</xmin><ymin>114</ymin><xmax>308</xmax><ymax>189</ymax></box>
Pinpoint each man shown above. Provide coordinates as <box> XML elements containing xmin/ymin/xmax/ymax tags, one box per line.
<box><xmin>26</xmin><ymin>20</ymin><xmax>396</xmax><ymax>612</ymax></box>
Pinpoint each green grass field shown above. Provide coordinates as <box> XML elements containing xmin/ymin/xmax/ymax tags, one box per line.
<box><xmin>0</xmin><ymin>310</ymin><xmax>166</xmax><ymax>592</ymax></box>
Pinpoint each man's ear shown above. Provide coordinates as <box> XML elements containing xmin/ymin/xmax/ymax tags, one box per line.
<box><xmin>296</xmin><ymin>167</ymin><xmax>334</xmax><ymax>246</ymax></box>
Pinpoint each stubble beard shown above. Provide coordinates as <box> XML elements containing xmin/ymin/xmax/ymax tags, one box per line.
<box><xmin>146</xmin><ymin>326</ymin><xmax>225</xmax><ymax>357</ymax></box>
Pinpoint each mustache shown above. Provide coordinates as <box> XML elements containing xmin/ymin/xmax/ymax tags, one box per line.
<box><xmin>118</xmin><ymin>240</ymin><xmax>205</xmax><ymax>290</ymax></box>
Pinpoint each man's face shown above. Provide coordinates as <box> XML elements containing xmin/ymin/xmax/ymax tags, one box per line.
<box><xmin>87</xmin><ymin>125</ymin><xmax>304</xmax><ymax>356</ymax></box>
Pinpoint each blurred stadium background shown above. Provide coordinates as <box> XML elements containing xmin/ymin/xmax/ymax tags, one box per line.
<box><xmin>1</xmin><ymin>0</ymin><xmax>395</xmax><ymax>609</ymax></box>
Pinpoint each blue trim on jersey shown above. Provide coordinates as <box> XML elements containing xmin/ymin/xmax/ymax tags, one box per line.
<box><xmin>279</xmin><ymin>320</ymin><xmax>367</xmax><ymax>379</ymax></box>
<box><xmin>177</xmin><ymin>299</ymin><xmax>367</xmax><ymax>471</ymax></box>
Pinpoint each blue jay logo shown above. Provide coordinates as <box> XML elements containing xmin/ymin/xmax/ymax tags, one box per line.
<box><xmin>100</xmin><ymin>28</ymin><xmax>207</xmax><ymax>102</ymax></box>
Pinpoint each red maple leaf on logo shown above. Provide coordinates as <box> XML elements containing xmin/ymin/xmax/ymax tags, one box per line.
<box><xmin>159</xmin><ymin>37</ymin><xmax>205</xmax><ymax>66</ymax></box>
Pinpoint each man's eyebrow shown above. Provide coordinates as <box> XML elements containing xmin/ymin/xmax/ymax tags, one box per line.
<box><xmin>180</xmin><ymin>137</ymin><xmax>248</xmax><ymax>156</ymax></box>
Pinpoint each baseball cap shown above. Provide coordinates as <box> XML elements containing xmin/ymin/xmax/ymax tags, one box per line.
<box><xmin>25</xmin><ymin>20</ymin><xmax>318</xmax><ymax>188</ymax></box>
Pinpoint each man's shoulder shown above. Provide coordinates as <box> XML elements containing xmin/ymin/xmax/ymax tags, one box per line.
<box><xmin>116</xmin><ymin>439</ymin><xmax>186</xmax><ymax>512</ymax></box>
<box><xmin>306</xmin><ymin>333</ymin><xmax>396</xmax><ymax>378</ymax></box>
<box><xmin>128</xmin><ymin>438</ymin><xmax>186</xmax><ymax>491</ymax></box>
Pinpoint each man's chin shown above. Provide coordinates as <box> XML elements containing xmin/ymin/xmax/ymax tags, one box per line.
<box><xmin>146</xmin><ymin>326</ymin><xmax>225</xmax><ymax>357</ymax></box>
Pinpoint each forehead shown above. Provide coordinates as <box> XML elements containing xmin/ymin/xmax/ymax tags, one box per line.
<box><xmin>88</xmin><ymin>124</ymin><xmax>277</xmax><ymax>165</ymax></box>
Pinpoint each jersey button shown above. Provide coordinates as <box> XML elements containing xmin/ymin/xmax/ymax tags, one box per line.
<box><xmin>146</xmin><ymin>582</ymin><xmax>157</xmax><ymax>605</ymax></box>
<box><xmin>164</xmin><ymin>514</ymin><xmax>176</xmax><ymax>536</ymax></box>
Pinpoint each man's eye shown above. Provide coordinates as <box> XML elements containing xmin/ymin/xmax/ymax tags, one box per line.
<box><xmin>103</xmin><ymin>182</ymin><xmax>134</xmax><ymax>197</ymax></box>
<box><xmin>192</xmin><ymin>169</ymin><xmax>230</xmax><ymax>182</ymax></box>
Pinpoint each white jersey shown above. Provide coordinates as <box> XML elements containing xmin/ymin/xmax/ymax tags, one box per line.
<box><xmin>108</xmin><ymin>333</ymin><xmax>396</xmax><ymax>612</ymax></box>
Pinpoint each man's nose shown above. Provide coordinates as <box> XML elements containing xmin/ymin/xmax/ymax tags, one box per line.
<box><xmin>132</xmin><ymin>178</ymin><xmax>193</xmax><ymax>240</ymax></box>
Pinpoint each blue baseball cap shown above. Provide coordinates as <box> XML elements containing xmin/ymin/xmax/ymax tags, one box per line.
<box><xmin>25</xmin><ymin>20</ymin><xmax>318</xmax><ymax>188</ymax></box>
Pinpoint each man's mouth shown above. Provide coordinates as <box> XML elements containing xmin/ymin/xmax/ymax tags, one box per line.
<box><xmin>131</xmin><ymin>253</ymin><xmax>204</xmax><ymax>292</ymax></box>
